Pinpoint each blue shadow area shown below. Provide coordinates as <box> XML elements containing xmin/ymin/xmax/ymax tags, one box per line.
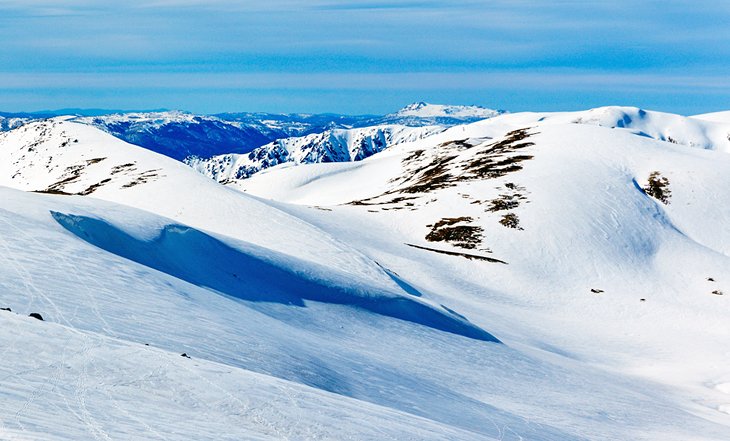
<box><xmin>52</xmin><ymin>211</ymin><xmax>500</xmax><ymax>343</ymax></box>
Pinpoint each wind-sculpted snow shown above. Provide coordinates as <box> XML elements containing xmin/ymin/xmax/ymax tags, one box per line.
<box><xmin>0</xmin><ymin>189</ymin><xmax>584</xmax><ymax>441</ymax></box>
<box><xmin>52</xmin><ymin>211</ymin><xmax>499</xmax><ymax>342</ymax></box>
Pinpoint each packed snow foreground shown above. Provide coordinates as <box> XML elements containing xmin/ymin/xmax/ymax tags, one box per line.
<box><xmin>0</xmin><ymin>106</ymin><xmax>729</xmax><ymax>440</ymax></box>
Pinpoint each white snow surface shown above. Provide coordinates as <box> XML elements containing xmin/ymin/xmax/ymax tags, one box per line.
<box><xmin>1</xmin><ymin>108</ymin><xmax>730</xmax><ymax>440</ymax></box>
<box><xmin>692</xmin><ymin>110</ymin><xmax>730</xmax><ymax>124</ymax></box>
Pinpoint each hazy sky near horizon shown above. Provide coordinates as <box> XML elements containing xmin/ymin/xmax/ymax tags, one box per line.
<box><xmin>0</xmin><ymin>0</ymin><xmax>729</xmax><ymax>114</ymax></box>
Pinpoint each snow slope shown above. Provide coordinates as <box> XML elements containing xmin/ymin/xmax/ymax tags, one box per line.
<box><xmin>235</xmin><ymin>106</ymin><xmax>730</xmax><ymax>438</ymax></box>
<box><xmin>692</xmin><ymin>110</ymin><xmax>730</xmax><ymax>124</ymax></box>
<box><xmin>0</xmin><ymin>188</ymin><xmax>508</xmax><ymax>440</ymax></box>
<box><xmin>0</xmin><ymin>302</ymin><xmax>488</xmax><ymax>441</ymax></box>
<box><xmin>1</xmin><ymin>109</ymin><xmax>730</xmax><ymax>440</ymax></box>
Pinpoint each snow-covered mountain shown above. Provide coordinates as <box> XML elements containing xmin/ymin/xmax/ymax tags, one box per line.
<box><xmin>0</xmin><ymin>112</ymin><xmax>38</xmax><ymax>131</ymax></box>
<box><xmin>233</xmin><ymin>106</ymin><xmax>730</xmax><ymax>439</ymax></box>
<box><xmin>187</xmin><ymin>124</ymin><xmax>445</xmax><ymax>182</ymax></box>
<box><xmin>74</xmin><ymin>104</ymin><xmax>502</xmax><ymax>163</ymax></box>
<box><xmin>214</xmin><ymin>111</ymin><xmax>376</xmax><ymax>136</ymax></box>
<box><xmin>70</xmin><ymin>111</ymin><xmax>279</xmax><ymax>161</ymax></box>
<box><xmin>378</xmin><ymin>101</ymin><xmax>504</xmax><ymax>126</ymax></box>
<box><xmin>196</xmin><ymin>104</ymin><xmax>730</xmax><ymax>185</ymax></box>
<box><xmin>1</xmin><ymin>106</ymin><xmax>730</xmax><ymax>440</ymax></box>
<box><xmin>0</xmin><ymin>103</ymin><xmax>502</xmax><ymax>164</ymax></box>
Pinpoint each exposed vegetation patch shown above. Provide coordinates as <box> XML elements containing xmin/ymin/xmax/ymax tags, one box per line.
<box><xmin>355</xmin><ymin>130</ymin><xmax>537</xmax><ymax>205</ymax></box>
<box><xmin>345</xmin><ymin>130</ymin><xmax>537</xmax><ymax>215</ymax></box>
<box><xmin>405</xmin><ymin>243</ymin><xmax>507</xmax><ymax>264</ymax></box>
<box><xmin>78</xmin><ymin>178</ymin><xmax>112</xmax><ymax>195</ymax></box>
<box><xmin>425</xmin><ymin>217</ymin><xmax>483</xmax><ymax>249</ymax></box>
<box><xmin>122</xmin><ymin>169</ymin><xmax>163</xmax><ymax>188</ymax></box>
<box><xmin>460</xmin><ymin>129</ymin><xmax>535</xmax><ymax>179</ymax></box>
<box><xmin>45</xmin><ymin>164</ymin><xmax>85</xmax><ymax>193</ymax></box>
<box><xmin>398</xmin><ymin>154</ymin><xmax>458</xmax><ymax>194</ymax></box>
<box><xmin>111</xmin><ymin>163</ymin><xmax>137</xmax><ymax>175</ymax></box>
<box><xmin>643</xmin><ymin>171</ymin><xmax>671</xmax><ymax>204</ymax></box>
<box><xmin>403</xmin><ymin>149</ymin><xmax>425</xmax><ymax>163</ymax></box>
<box><xmin>402</xmin><ymin>129</ymin><xmax>536</xmax><ymax>194</ymax></box>
<box><xmin>32</xmin><ymin>189</ymin><xmax>73</xmax><ymax>196</ymax></box>
<box><xmin>436</xmin><ymin>138</ymin><xmax>489</xmax><ymax>151</ymax></box>
<box><xmin>499</xmin><ymin>213</ymin><xmax>523</xmax><ymax>230</ymax></box>
<box><xmin>488</xmin><ymin>197</ymin><xmax>520</xmax><ymax>212</ymax></box>
<box><xmin>348</xmin><ymin>195</ymin><xmax>417</xmax><ymax>206</ymax></box>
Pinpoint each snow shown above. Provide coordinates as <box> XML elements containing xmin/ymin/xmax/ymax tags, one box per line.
<box><xmin>691</xmin><ymin>111</ymin><xmax>730</xmax><ymax>123</ymax></box>
<box><xmin>0</xmin><ymin>309</ymin><xmax>489</xmax><ymax>441</ymax></box>
<box><xmin>1</xmin><ymin>108</ymin><xmax>730</xmax><ymax>439</ymax></box>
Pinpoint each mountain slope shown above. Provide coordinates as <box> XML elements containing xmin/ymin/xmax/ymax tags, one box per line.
<box><xmin>188</xmin><ymin>124</ymin><xmax>445</xmax><ymax>181</ymax></box>
<box><xmin>0</xmin><ymin>118</ymin><xmax>494</xmax><ymax>340</ymax></box>
<box><xmin>233</xmin><ymin>107</ymin><xmax>730</xmax><ymax>438</ymax></box>
<box><xmin>71</xmin><ymin>111</ymin><xmax>277</xmax><ymax>161</ymax></box>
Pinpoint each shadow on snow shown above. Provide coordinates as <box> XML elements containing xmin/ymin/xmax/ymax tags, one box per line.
<box><xmin>51</xmin><ymin>211</ymin><xmax>500</xmax><ymax>343</ymax></box>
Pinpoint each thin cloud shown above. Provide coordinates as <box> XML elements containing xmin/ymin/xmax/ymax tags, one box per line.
<box><xmin>0</xmin><ymin>0</ymin><xmax>728</xmax><ymax>113</ymax></box>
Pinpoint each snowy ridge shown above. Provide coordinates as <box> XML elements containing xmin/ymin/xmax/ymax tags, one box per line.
<box><xmin>187</xmin><ymin>124</ymin><xmax>445</xmax><ymax>182</ymax></box>
<box><xmin>692</xmin><ymin>110</ymin><xmax>730</xmax><ymax>124</ymax></box>
<box><xmin>555</xmin><ymin>106</ymin><xmax>730</xmax><ymax>151</ymax></box>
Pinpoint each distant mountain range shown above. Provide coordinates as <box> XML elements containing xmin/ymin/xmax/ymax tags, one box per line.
<box><xmin>0</xmin><ymin>103</ymin><xmax>504</xmax><ymax>161</ymax></box>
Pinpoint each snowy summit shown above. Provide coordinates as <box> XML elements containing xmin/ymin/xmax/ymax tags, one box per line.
<box><xmin>392</xmin><ymin>101</ymin><xmax>503</xmax><ymax>118</ymax></box>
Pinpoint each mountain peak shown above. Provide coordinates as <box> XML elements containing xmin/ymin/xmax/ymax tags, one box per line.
<box><xmin>392</xmin><ymin>102</ymin><xmax>503</xmax><ymax>119</ymax></box>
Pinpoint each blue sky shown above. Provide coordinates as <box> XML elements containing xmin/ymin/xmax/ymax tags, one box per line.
<box><xmin>0</xmin><ymin>0</ymin><xmax>729</xmax><ymax>114</ymax></box>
